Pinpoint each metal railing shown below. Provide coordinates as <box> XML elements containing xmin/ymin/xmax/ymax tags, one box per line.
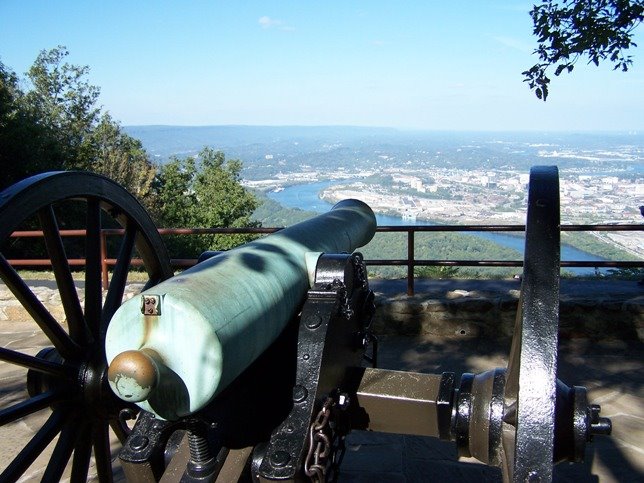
<box><xmin>7</xmin><ymin>223</ymin><xmax>643</xmax><ymax>296</ymax></box>
<box><xmin>375</xmin><ymin>224</ymin><xmax>643</xmax><ymax>295</ymax></box>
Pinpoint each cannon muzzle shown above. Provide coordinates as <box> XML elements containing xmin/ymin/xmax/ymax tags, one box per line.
<box><xmin>105</xmin><ymin>199</ymin><xmax>376</xmax><ymax>420</ymax></box>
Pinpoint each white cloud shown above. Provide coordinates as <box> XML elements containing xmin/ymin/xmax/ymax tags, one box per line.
<box><xmin>259</xmin><ymin>16</ymin><xmax>280</xmax><ymax>28</ymax></box>
<box><xmin>258</xmin><ymin>16</ymin><xmax>294</xmax><ymax>31</ymax></box>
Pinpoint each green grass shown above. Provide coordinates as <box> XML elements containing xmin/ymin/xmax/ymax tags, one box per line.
<box><xmin>15</xmin><ymin>270</ymin><xmax>151</xmax><ymax>282</ymax></box>
<box><xmin>15</xmin><ymin>270</ymin><xmax>58</xmax><ymax>280</ymax></box>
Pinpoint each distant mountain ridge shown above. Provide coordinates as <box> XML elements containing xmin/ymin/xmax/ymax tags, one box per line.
<box><xmin>123</xmin><ymin>125</ymin><xmax>643</xmax><ymax>181</ymax></box>
<box><xmin>123</xmin><ymin>125</ymin><xmax>401</xmax><ymax>159</ymax></box>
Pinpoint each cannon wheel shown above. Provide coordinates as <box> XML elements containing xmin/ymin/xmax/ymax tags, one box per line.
<box><xmin>503</xmin><ymin>166</ymin><xmax>561</xmax><ymax>481</ymax></box>
<box><xmin>454</xmin><ymin>167</ymin><xmax>563</xmax><ymax>481</ymax></box>
<box><xmin>0</xmin><ymin>172</ymin><xmax>173</xmax><ymax>482</ymax></box>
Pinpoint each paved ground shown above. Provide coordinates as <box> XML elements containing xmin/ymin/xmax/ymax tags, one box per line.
<box><xmin>338</xmin><ymin>336</ymin><xmax>644</xmax><ymax>482</ymax></box>
<box><xmin>1</xmin><ymin>329</ymin><xmax>642</xmax><ymax>482</ymax></box>
<box><xmin>0</xmin><ymin>280</ymin><xmax>642</xmax><ymax>481</ymax></box>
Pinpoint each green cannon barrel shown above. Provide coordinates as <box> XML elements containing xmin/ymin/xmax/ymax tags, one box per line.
<box><xmin>105</xmin><ymin>199</ymin><xmax>376</xmax><ymax>420</ymax></box>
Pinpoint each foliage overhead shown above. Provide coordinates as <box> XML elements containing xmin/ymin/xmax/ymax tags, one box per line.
<box><xmin>524</xmin><ymin>0</ymin><xmax>643</xmax><ymax>100</ymax></box>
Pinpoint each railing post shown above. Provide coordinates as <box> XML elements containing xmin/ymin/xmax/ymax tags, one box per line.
<box><xmin>101</xmin><ymin>230</ymin><xmax>108</xmax><ymax>289</ymax></box>
<box><xmin>407</xmin><ymin>228</ymin><xmax>414</xmax><ymax>296</ymax></box>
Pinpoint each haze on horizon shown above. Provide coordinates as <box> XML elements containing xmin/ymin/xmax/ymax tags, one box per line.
<box><xmin>1</xmin><ymin>1</ymin><xmax>643</xmax><ymax>132</ymax></box>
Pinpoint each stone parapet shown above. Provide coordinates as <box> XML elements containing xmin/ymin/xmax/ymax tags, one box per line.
<box><xmin>371</xmin><ymin>279</ymin><xmax>643</xmax><ymax>341</ymax></box>
<box><xmin>1</xmin><ymin>279</ymin><xmax>642</xmax><ymax>341</ymax></box>
<box><xmin>0</xmin><ymin>283</ymin><xmax>144</xmax><ymax>328</ymax></box>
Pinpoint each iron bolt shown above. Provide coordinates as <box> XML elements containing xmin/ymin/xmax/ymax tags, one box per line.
<box><xmin>270</xmin><ymin>450</ymin><xmax>291</xmax><ymax>467</ymax></box>
<box><xmin>293</xmin><ymin>385</ymin><xmax>308</xmax><ymax>403</ymax></box>
<box><xmin>129</xmin><ymin>435</ymin><xmax>149</xmax><ymax>451</ymax></box>
<box><xmin>305</xmin><ymin>315</ymin><xmax>322</xmax><ymax>329</ymax></box>
<box><xmin>589</xmin><ymin>404</ymin><xmax>612</xmax><ymax>436</ymax></box>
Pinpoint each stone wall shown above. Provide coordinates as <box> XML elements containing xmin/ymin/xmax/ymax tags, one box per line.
<box><xmin>372</xmin><ymin>283</ymin><xmax>643</xmax><ymax>341</ymax></box>
<box><xmin>0</xmin><ymin>284</ymin><xmax>143</xmax><ymax>328</ymax></box>
<box><xmin>1</xmin><ymin>281</ymin><xmax>642</xmax><ymax>341</ymax></box>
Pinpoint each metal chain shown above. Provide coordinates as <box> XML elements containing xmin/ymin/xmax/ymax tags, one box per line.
<box><xmin>352</xmin><ymin>253</ymin><xmax>368</xmax><ymax>290</ymax></box>
<box><xmin>117</xmin><ymin>407</ymin><xmax>137</xmax><ymax>436</ymax></box>
<box><xmin>304</xmin><ymin>397</ymin><xmax>335</xmax><ymax>482</ymax></box>
<box><xmin>302</xmin><ymin>254</ymin><xmax>368</xmax><ymax>481</ymax></box>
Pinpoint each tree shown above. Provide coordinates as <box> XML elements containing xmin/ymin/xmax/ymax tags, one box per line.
<box><xmin>193</xmin><ymin>148</ymin><xmax>258</xmax><ymax>232</ymax></box>
<box><xmin>2</xmin><ymin>47</ymin><xmax>262</xmax><ymax>261</ymax></box>
<box><xmin>0</xmin><ymin>61</ymin><xmax>62</xmax><ymax>188</ymax></box>
<box><xmin>87</xmin><ymin>113</ymin><xmax>157</xmax><ymax>210</ymax></box>
<box><xmin>0</xmin><ymin>47</ymin><xmax>158</xmax><ymax>203</ymax></box>
<box><xmin>155</xmin><ymin>154</ymin><xmax>198</xmax><ymax>228</ymax></box>
<box><xmin>23</xmin><ymin>46</ymin><xmax>100</xmax><ymax>167</ymax></box>
<box><xmin>524</xmin><ymin>0</ymin><xmax>644</xmax><ymax>100</ymax></box>
<box><xmin>155</xmin><ymin>148</ymin><xmax>260</xmax><ymax>257</ymax></box>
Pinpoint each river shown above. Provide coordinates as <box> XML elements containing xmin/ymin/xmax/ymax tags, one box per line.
<box><xmin>266</xmin><ymin>180</ymin><xmax>607</xmax><ymax>275</ymax></box>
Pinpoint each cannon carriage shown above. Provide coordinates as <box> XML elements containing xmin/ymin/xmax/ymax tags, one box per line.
<box><xmin>0</xmin><ymin>166</ymin><xmax>611</xmax><ymax>482</ymax></box>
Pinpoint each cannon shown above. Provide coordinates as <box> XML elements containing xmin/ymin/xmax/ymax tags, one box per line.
<box><xmin>0</xmin><ymin>167</ymin><xmax>611</xmax><ymax>482</ymax></box>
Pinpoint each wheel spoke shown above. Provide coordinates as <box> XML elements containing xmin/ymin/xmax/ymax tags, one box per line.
<box><xmin>0</xmin><ymin>408</ymin><xmax>67</xmax><ymax>482</ymax></box>
<box><xmin>42</xmin><ymin>414</ymin><xmax>79</xmax><ymax>481</ymax></box>
<box><xmin>0</xmin><ymin>347</ymin><xmax>76</xmax><ymax>379</ymax></box>
<box><xmin>142</xmin><ymin>277</ymin><xmax>162</xmax><ymax>291</ymax></box>
<box><xmin>102</xmin><ymin>222</ymin><xmax>136</xmax><ymax>333</ymax></box>
<box><xmin>0</xmin><ymin>390</ymin><xmax>61</xmax><ymax>425</ymax></box>
<box><xmin>85</xmin><ymin>198</ymin><xmax>103</xmax><ymax>338</ymax></box>
<box><xmin>0</xmin><ymin>254</ymin><xmax>79</xmax><ymax>360</ymax></box>
<box><xmin>38</xmin><ymin>206</ymin><xmax>89</xmax><ymax>345</ymax></box>
<box><xmin>93</xmin><ymin>420</ymin><xmax>114</xmax><ymax>483</ymax></box>
<box><xmin>71</xmin><ymin>423</ymin><xmax>93</xmax><ymax>483</ymax></box>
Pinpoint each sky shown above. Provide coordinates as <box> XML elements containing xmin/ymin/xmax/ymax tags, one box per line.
<box><xmin>1</xmin><ymin>1</ymin><xmax>643</xmax><ymax>131</ymax></box>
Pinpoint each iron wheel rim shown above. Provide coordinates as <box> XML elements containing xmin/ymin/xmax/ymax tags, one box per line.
<box><xmin>0</xmin><ymin>171</ymin><xmax>173</xmax><ymax>482</ymax></box>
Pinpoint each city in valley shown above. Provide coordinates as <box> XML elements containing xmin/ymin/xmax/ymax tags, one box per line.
<box><xmin>251</xmin><ymin>161</ymin><xmax>643</xmax><ymax>264</ymax></box>
<box><xmin>126</xmin><ymin>126</ymin><xmax>644</xmax><ymax>259</ymax></box>
<box><xmin>245</xmin><ymin>166</ymin><xmax>644</xmax><ymax>259</ymax></box>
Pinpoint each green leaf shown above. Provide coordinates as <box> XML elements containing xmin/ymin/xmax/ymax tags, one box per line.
<box><xmin>524</xmin><ymin>0</ymin><xmax>643</xmax><ymax>100</ymax></box>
